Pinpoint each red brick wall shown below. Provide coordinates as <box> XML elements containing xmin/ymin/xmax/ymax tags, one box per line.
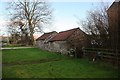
<box><xmin>107</xmin><ymin>1</ymin><xmax>120</xmax><ymax>50</ymax></box>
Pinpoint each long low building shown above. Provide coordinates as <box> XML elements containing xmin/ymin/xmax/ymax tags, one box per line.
<box><xmin>36</xmin><ymin>28</ymin><xmax>88</xmax><ymax>56</ymax></box>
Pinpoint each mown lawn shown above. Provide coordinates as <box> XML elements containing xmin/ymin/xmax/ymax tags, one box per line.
<box><xmin>2</xmin><ymin>48</ymin><xmax>65</xmax><ymax>63</ymax></box>
<box><xmin>2</xmin><ymin>48</ymin><xmax>119</xmax><ymax>78</ymax></box>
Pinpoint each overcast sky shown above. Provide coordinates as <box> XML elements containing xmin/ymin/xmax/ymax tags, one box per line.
<box><xmin>0</xmin><ymin>0</ymin><xmax>114</xmax><ymax>36</ymax></box>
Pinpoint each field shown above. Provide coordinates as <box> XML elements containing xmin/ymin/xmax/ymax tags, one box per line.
<box><xmin>2</xmin><ymin>48</ymin><xmax>119</xmax><ymax>78</ymax></box>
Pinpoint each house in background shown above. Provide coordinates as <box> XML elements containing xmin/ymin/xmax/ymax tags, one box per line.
<box><xmin>0</xmin><ymin>36</ymin><xmax>10</xmax><ymax>46</ymax></box>
<box><xmin>36</xmin><ymin>28</ymin><xmax>88</xmax><ymax>57</ymax></box>
<box><xmin>107</xmin><ymin>0</ymin><xmax>120</xmax><ymax>50</ymax></box>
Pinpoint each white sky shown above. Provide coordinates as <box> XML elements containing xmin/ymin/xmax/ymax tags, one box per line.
<box><xmin>0</xmin><ymin>0</ymin><xmax>114</xmax><ymax>36</ymax></box>
<box><xmin>0</xmin><ymin>0</ymin><xmax>116</xmax><ymax>2</ymax></box>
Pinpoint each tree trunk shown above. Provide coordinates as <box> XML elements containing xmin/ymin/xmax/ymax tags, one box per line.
<box><xmin>29</xmin><ymin>20</ymin><xmax>35</xmax><ymax>46</ymax></box>
<box><xmin>30</xmin><ymin>32</ymin><xmax>34</xmax><ymax>45</ymax></box>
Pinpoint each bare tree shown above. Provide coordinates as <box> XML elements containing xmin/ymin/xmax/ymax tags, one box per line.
<box><xmin>78</xmin><ymin>3</ymin><xmax>110</xmax><ymax>48</ymax></box>
<box><xmin>7</xmin><ymin>18</ymin><xmax>30</xmax><ymax>45</ymax></box>
<box><xmin>7</xmin><ymin>0</ymin><xmax>52</xmax><ymax>45</ymax></box>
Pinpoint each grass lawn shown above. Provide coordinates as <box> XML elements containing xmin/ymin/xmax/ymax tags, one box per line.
<box><xmin>2</xmin><ymin>48</ymin><xmax>119</xmax><ymax>78</ymax></box>
<box><xmin>2</xmin><ymin>48</ymin><xmax>65</xmax><ymax>63</ymax></box>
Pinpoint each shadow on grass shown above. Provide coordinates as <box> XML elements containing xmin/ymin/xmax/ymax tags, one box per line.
<box><xmin>3</xmin><ymin>58</ymin><xmax>64</xmax><ymax>66</ymax></box>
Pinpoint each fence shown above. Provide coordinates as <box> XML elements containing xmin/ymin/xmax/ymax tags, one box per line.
<box><xmin>82</xmin><ymin>48</ymin><xmax>120</xmax><ymax>65</ymax></box>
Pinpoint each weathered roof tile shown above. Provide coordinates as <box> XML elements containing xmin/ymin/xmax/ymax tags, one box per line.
<box><xmin>50</xmin><ymin>28</ymin><xmax>79</xmax><ymax>41</ymax></box>
<box><xmin>36</xmin><ymin>31</ymin><xmax>57</xmax><ymax>41</ymax></box>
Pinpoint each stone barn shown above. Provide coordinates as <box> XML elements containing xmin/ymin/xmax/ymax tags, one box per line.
<box><xmin>36</xmin><ymin>31</ymin><xmax>57</xmax><ymax>50</ymax></box>
<box><xmin>49</xmin><ymin>28</ymin><xmax>88</xmax><ymax>57</ymax></box>
<box><xmin>36</xmin><ymin>28</ymin><xmax>88</xmax><ymax>57</ymax></box>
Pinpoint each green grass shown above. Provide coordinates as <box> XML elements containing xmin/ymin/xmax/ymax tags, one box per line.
<box><xmin>2</xmin><ymin>48</ymin><xmax>119</xmax><ymax>78</ymax></box>
<box><xmin>2</xmin><ymin>48</ymin><xmax>65</xmax><ymax>63</ymax></box>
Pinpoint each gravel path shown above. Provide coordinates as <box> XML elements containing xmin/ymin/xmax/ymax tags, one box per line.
<box><xmin>1</xmin><ymin>47</ymin><xmax>34</xmax><ymax>50</ymax></box>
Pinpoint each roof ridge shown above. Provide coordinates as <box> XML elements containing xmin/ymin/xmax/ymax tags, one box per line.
<box><xmin>59</xmin><ymin>27</ymin><xmax>79</xmax><ymax>33</ymax></box>
<box><xmin>44</xmin><ymin>31</ymin><xmax>57</xmax><ymax>34</ymax></box>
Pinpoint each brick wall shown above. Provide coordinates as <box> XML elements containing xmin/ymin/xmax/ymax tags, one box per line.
<box><xmin>107</xmin><ymin>1</ymin><xmax>120</xmax><ymax>50</ymax></box>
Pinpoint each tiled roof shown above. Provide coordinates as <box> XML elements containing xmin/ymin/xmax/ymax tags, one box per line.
<box><xmin>50</xmin><ymin>28</ymin><xmax>79</xmax><ymax>41</ymax></box>
<box><xmin>36</xmin><ymin>31</ymin><xmax>57</xmax><ymax>41</ymax></box>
